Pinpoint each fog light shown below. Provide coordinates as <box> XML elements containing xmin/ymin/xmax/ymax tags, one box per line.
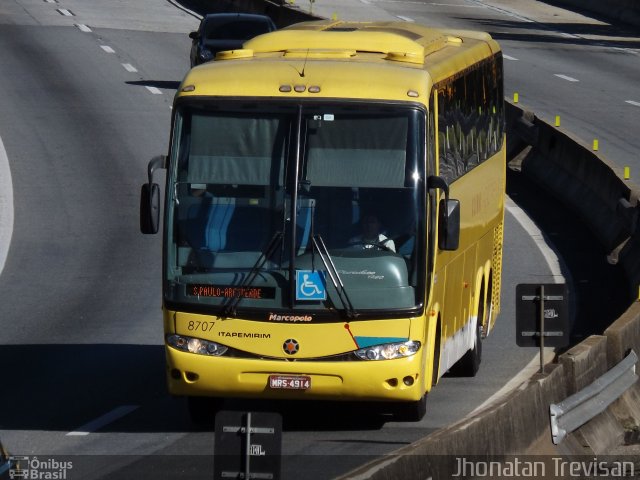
<box><xmin>403</xmin><ymin>376</ymin><xmax>414</xmax><ymax>386</ymax></box>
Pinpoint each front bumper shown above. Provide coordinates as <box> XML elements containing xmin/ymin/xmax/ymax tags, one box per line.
<box><xmin>165</xmin><ymin>345</ymin><xmax>426</xmax><ymax>403</ymax></box>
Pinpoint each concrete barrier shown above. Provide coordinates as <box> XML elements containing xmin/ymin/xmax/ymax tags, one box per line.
<box><xmin>558</xmin><ymin>335</ymin><xmax>608</xmax><ymax>395</ymax></box>
<box><xmin>605</xmin><ymin>302</ymin><xmax>640</xmax><ymax>369</ymax></box>
<box><xmin>545</xmin><ymin>0</ymin><xmax>640</xmax><ymax>29</ymax></box>
<box><xmin>334</xmin><ymin>366</ymin><xmax>568</xmax><ymax>480</ymax></box>
<box><xmin>555</xmin><ymin>336</ymin><xmax>627</xmax><ymax>454</ymax></box>
<box><xmin>619</xmin><ymin>228</ymin><xmax>640</xmax><ymax>307</ymax></box>
<box><xmin>506</xmin><ymin>102</ymin><xmax>639</xmax><ymax>268</ymax></box>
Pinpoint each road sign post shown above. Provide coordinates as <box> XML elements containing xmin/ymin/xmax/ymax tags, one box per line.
<box><xmin>516</xmin><ymin>283</ymin><xmax>570</xmax><ymax>373</ymax></box>
<box><xmin>214</xmin><ymin>411</ymin><xmax>282</xmax><ymax>480</ymax></box>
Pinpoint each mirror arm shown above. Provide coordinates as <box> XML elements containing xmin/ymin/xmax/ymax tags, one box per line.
<box><xmin>147</xmin><ymin>155</ymin><xmax>167</xmax><ymax>185</ymax></box>
<box><xmin>427</xmin><ymin>175</ymin><xmax>449</xmax><ymax>200</ymax></box>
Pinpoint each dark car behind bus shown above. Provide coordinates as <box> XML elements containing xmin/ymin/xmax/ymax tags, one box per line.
<box><xmin>189</xmin><ymin>13</ymin><xmax>276</xmax><ymax>67</ymax></box>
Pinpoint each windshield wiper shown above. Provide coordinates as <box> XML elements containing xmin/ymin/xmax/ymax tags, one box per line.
<box><xmin>311</xmin><ymin>234</ymin><xmax>358</xmax><ymax>319</ymax></box>
<box><xmin>222</xmin><ymin>231</ymin><xmax>283</xmax><ymax>318</ymax></box>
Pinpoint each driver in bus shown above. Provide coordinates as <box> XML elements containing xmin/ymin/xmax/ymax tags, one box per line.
<box><xmin>349</xmin><ymin>214</ymin><xmax>396</xmax><ymax>252</ymax></box>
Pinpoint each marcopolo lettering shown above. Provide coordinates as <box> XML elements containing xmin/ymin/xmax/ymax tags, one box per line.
<box><xmin>268</xmin><ymin>313</ymin><xmax>313</xmax><ymax>322</ymax></box>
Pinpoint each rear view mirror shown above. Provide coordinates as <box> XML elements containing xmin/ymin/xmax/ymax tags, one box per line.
<box><xmin>140</xmin><ymin>183</ymin><xmax>160</xmax><ymax>234</ymax></box>
<box><xmin>140</xmin><ymin>155</ymin><xmax>166</xmax><ymax>234</ymax></box>
<box><xmin>439</xmin><ymin>198</ymin><xmax>460</xmax><ymax>251</ymax></box>
<box><xmin>427</xmin><ymin>175</ymin><xmax>460</xmax><ymax>251</ymax></box>
<box><xmin>189</xmin><ymin>31</ymin><xmax>199</xmax><ymax>40</ymax></box>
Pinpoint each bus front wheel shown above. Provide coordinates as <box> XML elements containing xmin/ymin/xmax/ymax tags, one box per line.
<box><xmin>394</xmin><ymin>394</ymin><xmax>427</xmax><ymax>422</ymax></box>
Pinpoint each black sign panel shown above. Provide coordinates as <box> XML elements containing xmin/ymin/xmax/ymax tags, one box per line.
<box><xmin>516</xmin><ymin>283</ymin><xmax>570</xmax><ymax>348</ymax></box>
<box><xmin>214</xmin><ymin>411</ymin><xmax>282</xmax><ymax>480</ymax></box>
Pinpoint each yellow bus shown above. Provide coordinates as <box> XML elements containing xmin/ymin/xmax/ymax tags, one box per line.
<box><xmin>140</xmin><ymin>20</ymin><xmax>505</xmax><ymax>422</ymax></box>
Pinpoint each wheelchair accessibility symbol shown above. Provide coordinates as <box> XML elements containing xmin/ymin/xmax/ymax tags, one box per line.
<box><xmin>296</xmin><ymin>270</ymin><xmax>326</xmax><ymax>301</ymax></box>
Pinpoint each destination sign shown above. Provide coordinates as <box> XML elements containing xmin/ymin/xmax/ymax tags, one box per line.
<box><xmin>188</xmin><ymin>284</ymin><xmax>276</xmax><ymax>299</ymax></box>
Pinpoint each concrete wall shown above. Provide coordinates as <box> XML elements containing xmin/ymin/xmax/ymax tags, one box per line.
<box><xmin>544</xmin><ymin>0</ymin><xmax>640</xmax><ymax>29</ymax></box>
<box><xmin>510</xmin><ymin>101</ymin><xmax>640</xmax><ymax>296</ymax></box>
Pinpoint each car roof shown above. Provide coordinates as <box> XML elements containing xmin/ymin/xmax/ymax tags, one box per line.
<box><xmin>202</xmin><ymin>13</ymin><xmax>274</xmax><ymax>23</ymax></box>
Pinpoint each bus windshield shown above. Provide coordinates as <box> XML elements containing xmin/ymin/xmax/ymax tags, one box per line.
<box><xmin>165</xmin><ymin>101</ymin><xmax>427</xmax><ymax>318</ymax></box>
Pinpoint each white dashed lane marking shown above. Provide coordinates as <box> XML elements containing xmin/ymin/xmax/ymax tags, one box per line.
<box><xmin>506</xmin><ymin>197</ymin><xmax>564</xmax><ymax>280</ymax></box>
<box><xmin>554</xmin><ymin>74</ymin><xmax>579</xmax><ymax>82</ymax></box>
<box><xmin>67</xmin><ymin>405</ymin><xmax>139</xmax><ymax>436</ymax></box>
<box><xmin>0</xmin><ymin>135</ymin><xmax>13</xmax><ymax>276</ymax></box>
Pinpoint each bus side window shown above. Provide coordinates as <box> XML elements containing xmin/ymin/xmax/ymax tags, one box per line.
<box><xmin>437</xmin><ymin>55</ymin><xmax>504</xmax><ymax>184</ymax></box>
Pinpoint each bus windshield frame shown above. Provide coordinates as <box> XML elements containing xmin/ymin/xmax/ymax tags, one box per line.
<box><xmin>163</xmin><ymin>98</ymin><xmax>428</xmax><ymax>320</ymax></box>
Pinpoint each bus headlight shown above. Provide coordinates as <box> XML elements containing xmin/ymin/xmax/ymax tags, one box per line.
<box><xmin>167</xmin><ymin>334</ymin><xmax>228</xmax><ymax>356</ymax></box>
<box><xmin>354</xmin><ymin>341</ymin><xmax>421</xmax><ymax>361</ymax></box>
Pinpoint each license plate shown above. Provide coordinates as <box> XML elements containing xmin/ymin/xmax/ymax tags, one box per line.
<box><xmin>268</xmin><ymin>375</ymin><xmax>311</xmax><ymax>390</ymax></box>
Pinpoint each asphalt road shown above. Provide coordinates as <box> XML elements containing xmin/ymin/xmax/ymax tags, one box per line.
<box><xmin>0</xmin><ymin>1</ymin><xmax>634</xmax><ymax>478</ymax></box>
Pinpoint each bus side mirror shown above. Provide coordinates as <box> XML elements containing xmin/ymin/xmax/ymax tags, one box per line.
<box><xmin>140</xmin><ymin>155</ymin><xmax>166</xmax><ymax>234</ymax></box>
<box><xmin>439</xmin><ymin>198</ymin><xmax>460</xmax><ymax>251</ymax></box>
<box><xmin>427</xmin><ymin>175</ymin><xmax>460</xmax><ymax>251</ymax></box>
<box><xmin>140</xmin><ymin>183</ymin><xmax>160</xmax><ymax>234</ymax></box>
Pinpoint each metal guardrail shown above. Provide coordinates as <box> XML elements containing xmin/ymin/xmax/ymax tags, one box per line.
<box><xmin>550</xmin><ymin>349</ymin><xmax>638</xmax><ymax>445</ymax></box>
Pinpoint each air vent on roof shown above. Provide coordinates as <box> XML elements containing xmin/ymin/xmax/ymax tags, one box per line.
<box><xmin>215</xmin><ymin>49</ymin><xmax>254</xmax><ymax>60</ymax></box>
<box><xmin>326</xmin><ymin>27</ymin><xmax>358</xmax><ymax>32</ymax></box>
<box><xmin>386</xmin><ymin>51</ymin><xmax>423</xmax><ymax>65</ymax></box>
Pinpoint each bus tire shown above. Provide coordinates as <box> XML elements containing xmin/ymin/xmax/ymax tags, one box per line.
<box><xmin>432</xmin><ymin>317</ymin><xmax>442</xmax><ymax>387</ymax></box>
<box><xmin>187</xmin><ymin>396</ymin><xmax>222</xmax><ymax>426</ymax></box>
<box><xmin>394</xmin><ymin>394</ymin><xmax>427</xmax><ymax>422</ymax></box>
<box><xmin>456</xmin><ymin>322</ymin><xmax>482</xmax><ymax>377</ymax></box>
<box><xmin>449</xmin><ymin>280</ymin><xmax>489</xmax><ymax>377</ymax></box>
